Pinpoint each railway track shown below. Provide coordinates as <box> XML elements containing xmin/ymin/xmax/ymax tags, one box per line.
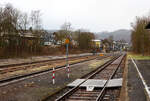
<box><xmin>0</xmin><ymin>55</ymin><xmax>97</xmax><ymax>74</ymax></box>
<box><xmin>0</xmin><ymin>54</ymin><xmax>95</xmax><ymax>68</ymax></box>
<box><xmin>55</xmin><ymin>53</ymin><xmax>126</xmax><ymax>101</ymax></box>
<box><xmin>102</xmin><ymin>54</ymin><xmax>126</xmax><ymax>101</ymax></box>
<box><xmin>0</xmin><ymin>54</ymin><xmax>112</xmax><ymax>87</ymax></box>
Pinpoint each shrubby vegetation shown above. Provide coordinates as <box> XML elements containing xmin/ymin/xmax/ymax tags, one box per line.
<box><xmin>75</xmin><ymin>30</ymin><xmax>95</xmax><ymax>49</ymax></box>
<box><xmin>0</xmin><ymin>3</ymin><xmax>95</xmax><ymax>58</ymax></box>
<box><xmin>131</xmin><ymin>16</ymin><xmax>150</xmax><ymax>55</ymax></box>
<box><xmin>0</xmin><ymin>3</ymin><xmax>46</xmax><ymax>58</ymax></box>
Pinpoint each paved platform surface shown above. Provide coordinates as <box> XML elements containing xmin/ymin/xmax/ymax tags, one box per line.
<box><xmin>128</xmin><ymin>60</ymin><xmax>147</xmax><ymax>101</ymax></box>
<box><xmin>67</xmin><ymin>78</ymin><xmax>122</xmax><ymax>88</ymax></box>
<box><xmin>135</xmin><ymin>60</ymin><xmax>150</xmax><ymax>87</ymax></box>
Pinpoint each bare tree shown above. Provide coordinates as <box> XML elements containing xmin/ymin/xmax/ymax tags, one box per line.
<box><xmin>0</xmin><ymin>3</ymin><xmax>21</xmax><ymax>35</ymax></box>
<box><xmin>75</xmin><ymin>30</ymin><xmax>95</xmax><ymax>49</ymax></box>
<box><xmin>61</xmin><ymin>22</ymin><xmax>72</xmax><ymax>31</ymax></box>
<box><xmin>54</xmin><ymin>22</ymin><xmax>73</xmax><ymax>45</ymax></box>
<box><xmin>18</xmin><ymin>12</ymin><xmax>29</xmax><ymax>32</ymax></box>
<box><xmin>0</xmin><ymin>6</ymin><xmax>3</xmax><ymax>35</ymax></box>
<box><xmin>131</xmin><ymin>16</ymin><xmax>150</xmax><ymax>54</ymax></box>
<box><xmin>0</xmin><ymin>3</ymin><xmax>48</xmax><ymax>58</ymax></box>
<box><xmin>30</xmin><ymin>10</ymin><xmax>42</xmax><ymax>30</ymax></box>
<box><xmin>61</xmin><ymin>22</ymin><xmax>73</xmax><ymax>39</ymax></box>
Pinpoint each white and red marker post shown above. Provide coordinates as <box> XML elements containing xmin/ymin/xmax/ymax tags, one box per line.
<box><xmin>67</xmin><ymin>64</ymin><xmax>70</xmax><ymax>78</ymax></box>
<box><xmin>52</xmin><ymin>67</ymin><xmax>55</xmax><ymax>84</ymax></box>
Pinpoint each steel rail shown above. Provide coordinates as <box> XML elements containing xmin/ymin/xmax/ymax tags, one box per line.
<box><xmin>96</xmin><ymin>53</ymin><xmax>126</xmax><ymax>101</ymax></box>
<box><xmin>0</xmin><ymin>55</ymin><xmax>99</xmax><ymax>74</ymax></box>
<box><xmin>0</xmin><ymin>55</ymin><xmax>109</xmax><ymax>86</ymax></box>
<box><xmin>0</xmin><ymin>54</ymin><xmax>95</xmax><ymax>69</ymax></box>
<box><xmin>55</xmin><ymin>55</ymin><xmax>121</xmax><ymax>101</ymax></box>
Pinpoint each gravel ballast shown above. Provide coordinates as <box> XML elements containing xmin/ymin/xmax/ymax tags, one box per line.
<box><xmin>0</xmin><ymin>57</ymin><xmax>111</xmax><ymax>101</ymax></box>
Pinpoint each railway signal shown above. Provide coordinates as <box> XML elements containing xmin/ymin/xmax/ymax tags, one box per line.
<box><xmin>65</xmin><ymin>39</ymin><xmax>69</xmax><ymax>44</ymax></box>
<box><xmin>99</xmin><ymin>53</ymin><xmax>104</xmax><ymax>56</ymax></box>
<box><xmin>65</xmin><ymin>39</ymin><xmax>70</xmax><ymax>78</ymax></box>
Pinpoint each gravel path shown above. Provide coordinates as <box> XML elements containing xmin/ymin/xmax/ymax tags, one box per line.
<box><xmin>0</xmin><ymin>57</ymin><xmax>110</xmax><ymax>101</ymax></box>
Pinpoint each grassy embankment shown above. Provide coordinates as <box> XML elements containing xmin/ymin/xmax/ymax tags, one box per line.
<box><xmin>128</xmin><ymin>52</ymin><xmax>150</xmax><ymax>60</ymax></box>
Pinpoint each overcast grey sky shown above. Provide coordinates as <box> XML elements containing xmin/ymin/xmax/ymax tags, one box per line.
<box><xmin>1</xmin><ymin>0</ymin><xmax>150</xmax><ymax>32</ymax></box>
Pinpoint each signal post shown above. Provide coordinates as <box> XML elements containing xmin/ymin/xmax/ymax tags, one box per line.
<box><xmin>65</xmin><ymin>39</ymin><xmax>70</xmax><ymax>78</ymax></box>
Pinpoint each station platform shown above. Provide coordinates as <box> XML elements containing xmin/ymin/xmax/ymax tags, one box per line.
<box><xmin>127</xmin><ymin>59</ymin><xmax>150</xmax><ymax>101</ymax></box>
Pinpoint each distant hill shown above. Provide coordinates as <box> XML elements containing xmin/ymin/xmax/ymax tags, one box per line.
<box><xmin>95</xmin><ymin>29</ymin><xmax>131</xmax><ymax>43</ymax></box>
<box><xmin>46</xmin><ymin>29</ymin><xmax>132</xmax><ymax>43</ymax></box>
